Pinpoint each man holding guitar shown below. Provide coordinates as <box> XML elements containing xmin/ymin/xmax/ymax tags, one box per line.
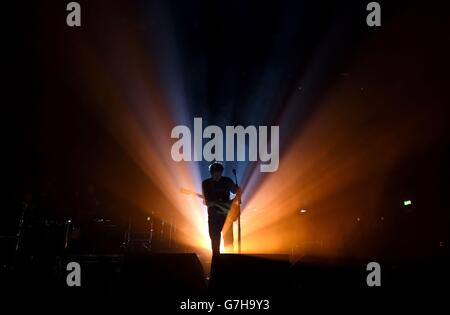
<box><xmin>201</xmin><ymin>162</ymin><xmax>239</xmax><ymax>255</ymax></box>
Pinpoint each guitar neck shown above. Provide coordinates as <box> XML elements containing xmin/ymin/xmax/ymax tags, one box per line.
<box><xmin>181</xmin><ymin>189</ymin><xmax>231</xmax><ymax>215</ymax></box>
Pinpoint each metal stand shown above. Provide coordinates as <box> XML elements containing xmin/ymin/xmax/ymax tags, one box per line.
<box><xmin>232</xmin><ymin>169</ymin><xmax>241</xmax><ymax>253</ymax></box>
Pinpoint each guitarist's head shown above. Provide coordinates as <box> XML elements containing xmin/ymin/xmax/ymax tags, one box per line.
<box><xmin>209</xmin><ymin>162</ymin><xmax>224</xmax><ymax>181</ymax></box>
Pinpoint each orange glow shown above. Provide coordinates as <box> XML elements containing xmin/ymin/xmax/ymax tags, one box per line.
<box><xmin>54</xmin><ymin>3</ymin><xmax>448</xmax><ymax>260</ymax></box>
<box><xmin>234</xmin><ymin>20</ymin><xmax>448</xmax><ymax>258</ymax></box>
<box><xmin>56</xmin><ymin>3</ymin><xmax>212</xmax><ymax>254</ymax></box>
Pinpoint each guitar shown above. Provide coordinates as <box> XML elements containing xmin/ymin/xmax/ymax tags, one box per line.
<box><xmin>180</xmin><ymin>188</ymin><xmax>233</xmax><ymax>216</ymax></box>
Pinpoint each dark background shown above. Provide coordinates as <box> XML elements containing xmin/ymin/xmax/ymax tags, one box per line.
<box><xmin>1</xmin><ymin>0</ymin><xmax>449</xmax><ymax>261</ymax></box>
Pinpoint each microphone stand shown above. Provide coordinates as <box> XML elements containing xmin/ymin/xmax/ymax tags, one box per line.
<box><xmin>232</xmin><ymin>169</ymin><xmax>241</xmax><ymax>254</ymax></box>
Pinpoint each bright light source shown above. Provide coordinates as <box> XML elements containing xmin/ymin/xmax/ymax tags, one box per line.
<box><xmin>403</xmin><ymin>200</ymin><xmax>412</xmax><ymax>206</ymax></box>
<box><xmin>299</xmin><ymin>209</ymin><xmax>307</xmax><ymax>213</ymax></box>
<box><xmin>147</xmin><ymin>216</ymin><xmax>151</xmax><ymax>221</ymax></box>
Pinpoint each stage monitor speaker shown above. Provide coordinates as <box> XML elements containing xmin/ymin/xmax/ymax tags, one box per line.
<box><xmin>120</xmin><ymin>253</ymin><xmax>207</xmax><ymax>294</ymax></box>
<box><xmin>290</xmin><ymin>256</ymin><xmax>450</xmax><ymax>289</ymax></box>
<box><xmin>209</xmin><ymin>254</ymin><xmax>291</xmax><ymax>294</ymax></box>
<box><xmin>61</xmin><ymin>254</ymin><xmax>123</xmax><ymax>290</ymax></box>
<box><xmin>290</xmin><ymin>257</ymin><xmax>368</xmax><ymax>289</ymax></box>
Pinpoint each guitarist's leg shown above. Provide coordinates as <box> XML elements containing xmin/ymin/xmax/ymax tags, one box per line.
<box><xmin>223</xmin><ymin>222</ymin><xmax>234</xmax><ymax>253</ymax></box>
<box><xmin>208</xmin><ymin>209</ymin><xmax>222</xmax><ymax>255</ymax></box>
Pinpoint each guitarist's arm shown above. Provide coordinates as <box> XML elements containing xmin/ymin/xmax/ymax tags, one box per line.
<box><xmin>228</xmin><ymin>178</ymin><xmax>240</xmax><ymax>196</ymax></box>
<box><xmin>202</xmin><ymin>184</ymin><xmax>222</xmax><ymax>208</ymax></box>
